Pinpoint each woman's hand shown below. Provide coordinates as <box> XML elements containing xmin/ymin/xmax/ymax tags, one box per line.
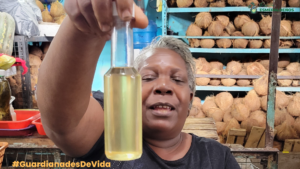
<box><xmin>64</xmin><ymin>0</ymin><xmax>148</xmax><ymax>40</ymax></box>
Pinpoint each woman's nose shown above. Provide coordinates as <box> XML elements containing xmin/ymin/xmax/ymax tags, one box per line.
<box><xmin>153</xmin><ymin>78</ymin><xmax>173</xmax><ymax>96</ymax></box>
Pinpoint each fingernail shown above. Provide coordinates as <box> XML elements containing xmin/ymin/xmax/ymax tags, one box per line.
<box><xmin>122</xmin><ymin>9</ymin><xmax>132</xmax><ymax>21</ymax></box>
<box><xmin>101</xmin><ymin>24</ymin><xmax>111</xmax><ymax>32</ymax></box>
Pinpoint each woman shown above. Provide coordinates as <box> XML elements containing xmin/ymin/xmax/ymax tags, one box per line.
<box><xmin>37</xmin><ymin>0</ymin><xmax>240</xmax><ymax>168</ymax></box>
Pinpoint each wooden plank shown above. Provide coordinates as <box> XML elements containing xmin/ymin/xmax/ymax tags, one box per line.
<box><xmin>257</xmin><ymin>129</ymin><xmax>277</xmax><ymax>148</ymax></box>
<box><xmin>182</xmin><ymin>130</ymin><xmax>218</xmax><ymax>140</ymax></box>
<box><xmin>226</xmin><ymin>135</ymin><xmax>236</xmax><ymax>144</ymax></box>
<box><xmin>185</xmin><ymin>117</ymin><xmax>215</xmax><ymax>124</ymax></box>
<box><xmin>278</xmin><ymin>152</ymin><xmax>300</xmax><ymax>169</ymax></box>
<box><xmin>228</xmin><ymin>129</ymin><xmax>246</xmax><ymax>137</ymax></box>
<box><xmin>244</xmin><ymin>127</ymin><xmax>265</xmax><ymax>148</ymax></box>
<box><xmin>183</xmin><ymin>123</ymin><xmax>216</xmax><ymax>130</ymax></box>
<box><xmin>283</xmin><ymin>139</ymin><xmax>295</xmax><ymax>152</ymax></box>
<box><xmin>236</xmin><ymin>136</ymin><xmax>245</xmax><ymax>145</ymax></box>
<box><xmin>293</xmin><ymin>140</ymin><xmax>300</xmax><ymax>152</ymax></box>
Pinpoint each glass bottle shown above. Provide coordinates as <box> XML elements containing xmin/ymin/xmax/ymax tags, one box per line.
<box><xmin>0</xmin><ymin>69</ymin><xmax>12</xmax><ymax>121</ymax></box>
<box><xmin>103</xmin><ymin>2</ymin><xmax>142</xmax><ymax>161</ymax></box>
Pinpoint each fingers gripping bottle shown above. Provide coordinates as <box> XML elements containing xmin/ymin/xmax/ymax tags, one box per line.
<box><xmin>104</xmin><ymin>1</ymin><xmax>142</xmax><ymax>161</ymax></box>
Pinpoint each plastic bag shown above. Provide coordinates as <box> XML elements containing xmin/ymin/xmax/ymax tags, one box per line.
<box><xmin>0</xmin><ymin>0</ymin><xmax>42</xmax><ymax>38</ymax></box>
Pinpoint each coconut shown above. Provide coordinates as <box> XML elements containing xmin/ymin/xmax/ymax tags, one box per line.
<box><xmin>54</xmin><ymin>15</ymin><xmax>65</xmax><ymax>25</ymax></box>
<box><xmin>208</xmin><ymin>21</ymin><xmax>224</xmax><ymax>36</ymax></box>
<box><xmin>196</xmin><ymin>57</ymin><xmax>212</xmax><ymax>72</ymax></box>
<box><xmin>221</xmin><ymin>70</ymin><xmax>236</xmax><ymax>86</ymax></box>
<box><xmin>296</xmin><ymin>40</ymin><xmax>300</xmax><ymax>48</ymax></box>
<box><xmin>203</xmin><ymin>31</ymin><xmax>210</xmax><ymax>36</ymax></box>
<box><xmin>234</xmin><ymin>98</ymin><xmax>243</xmax><ymax>105</ymax></box>
<box><xmin>225</xmin><ymin>22</ymin><xmax>236</xmax><ymax>35</ymax></box>
<box><xmin>210</xmin><ymin>61</ymin><xmax>223</xmax><ymax>70</ymax></box>
<box><xmin>261</xmin><ymin>95</ymin><xmax>268</xmax><ymax>111</ymax></box>
<box><xmin>228</xmin><ymin>0</ymin><xmax>246</xmax><ymax>6</ymax></box>
<box><xmin>188</xmin><ymin>39</ymin><xmax>201</xmax><ymax>48</ymax></box>
<box><xmin>286</xmin><ymin>62</ymin><xmax>300</xmax><ymax>74</ymax></box>
<box><xmin>207</xmin><ymin>108</ymin><xmax>224</xmax><ymax>122</ymax></box>
<box><xmin>231</xmin><ymin>31</ymin><xmax>244</xmax><ymax>36</ymax></box>
<box><xmin>259</xmin><ymin>15</ymin><xmax>272</xmax><ymax>35</ymax></box>
<box><xmin>29</xmin><ymin>46</ymin><xmax>43</xmax><ymax>59</ymax></box>
<box><xmin>278</xmin><ymin>54</ymin><xmax>290</xmax><ymax>68</ymax></box>
<box><xmin>231</xmin><ymin>31</ymin><xmax>248</xmax><ymax>48</ymax></box>
<box><xmin>242</xmin><ymin>56</ymin><xmax>253</xmax><ymax>69</ymax></box>
<box><xmin>242</xmin><ymin>21</ymin><xmax>260</xmax><ymax>36</ymax></box>
<box><xmin>287</xmin><ymin>93</ymin><xmax>300</xmax><ymax>117</ymax></box>
<box><xmin>231</xmin><ymin>103</ymin><xmax>250</xmax><ymax>122</ymax></box>
<box><xmin>253</xmin><ymin>75</ymin><xmax>268</xmax><ymax>96</ymax></box>
<box><xmin>249</xmin><ymin>110</ymin><xmax>267</xmax><ymax>128</ymax></box>
<box><xmin>216</xmin><ymin>122</ymin><xmax>226</xmax><ymax>135</ymax></box>
<box><xmin>195</xmin><ymin>12</ymin><xmax>212</xmax><ymax>29</ymax></box>
<box><xmin>280</xmin><ymin>40</ymin><xmax>294</xmax><ymax>48</ymax></box>
<box><xmin>293</xmin><ymin>118</ymin><xmax>300</xmax><ymax>136</ymax></box>
<box><xmin>275</xmin><ymin>108</ymin><xmax>288</xmax><ymax>127</ymax></box>
<box><xmin>263</xmin><ymin>39</ymin><xmax>271</xmax><ymax>48</ymax></box>
<box><xmin>276</xmin><ymin>90</ymin><xmax>290</xmax><ymax>109</ymax></box>
<box><xmin>196</xmin><ymin>70</ymin><xmax>210</xmax><ymax>86</ymax></box>
<box><xmin>199</xmin><ymin>39</ymin><xmax>215</xmax><ymax>48</ymax></box>
<box><xmin>258</xmin><ymin>54</ymin><xmax>270</xmax><ymax>69</ymax></box>
<box><xmin>209</xmin><ymin>69</ymin><xmax>222</xmax><ymax>86</ymax></box>
<box><xmin>288</xmin><ymin>0</ymin><xmax>300</xmax><ymax>7</ymax></box>
<box><xmin>247</xmin><ymin>62</ymin><xmax>267</xmax><ymax>75</ymax></box>
<box><xmin>223</xmin><ymin>109</ymin><xmax>234</xmax><ymax>123</ymax></box>
<box><xmin>241</xmin><ymin>119</ymin><xmax>261</xmax><ymax>133</ymax></box>
<box><xmin>194</xmin><ymin>0</ymin><xmax>208</xmax><ymax>7</ymax></box>
<box><xmin>244</xmin><ymin>90</ymin><xmax>261</xmax><ymax>111</ymax></box>
<box><xmin>50</xmin><ymin>1</ymin><xmax>65</xmax><ymax>17</ymax></box>
<box><xmin>195</xmin><ymin>110</ymin><xmax>206</xmax><ymax>118</ymax></box>
<box><xmin>248</xmin><ymin>40</ymin><xmax>263</xmax><ymax>48</ymax></box>
<box><xmin>292</xmin><ymin>21</ymin><xmax>300</xmax><ymax>36</ymax></box>
<box><xmin>215</xmin><ymin>92</ymin><xmax>234</xmax><ymax>111</ymax></box>
<box><xmin>234</xmin><ymin>15</ymin><xmax>251</xmax><ymax>30</ymax></box>
<box><xmin>190</xmin><ymin>106</ymin><xmax>199</xmax><ymax>116</ymax></box>
<box><xmin>202</xmin><ymin>96</ymin><xmax>218</xmax><ymax>116</ymax></box>
<box><xmin>210</xmin><ymin>1</ymin><xmax>226</xmax><ymax>7</ymax></box>
<box><xmin>292</xmin><ymin>71</ymin><xmax>300</xmax><ymax>87</ymax></box>
<box><xmin>226</xmin><ymin>61</ymin><xmax>242</xmax><ymax>75</ymax></box>
<box><xmin>278</xmin><ymin>71</ymin><xmax>292</xmax><ymax>87</ymax></box>
<box><xmin>216</xmin><ymin>32</ymin><xmax>232</xmax><ymax>48</ymax></box>
<box><xmin>275</xmin><ymin>121</ymin><xmax>299</xmax><ymax>141</ymax></box>
<box><xmin>218</xmin><ymin>135</ymin><xmax>226</xmax><ymax>144</ymax></box>
<box><xmin>246</xmin><ymin>0</ymin><xmax>259</xmax><ymax>6</ymax></box>
<box><xmin>35</xmin><ymin>0</ymin><xmax>44</xmax><ymax>12</ymax></box>
<box><xmin>177</xmin><ymin>0</ymin><xmax>193</xmax><ymax>7</ymax></box>
<box><xmin>42</xmin><ymin>8</ymin><xmax>53</xmax><ymax>22</ymax></box>
<box><xmin>216</xmin><ymin>15</ymin><xmax>230</xmax><ymax>27</ymax></box>
<box><xmin>223</xmin><ymin>118</ymin><xmax>241</xmax><ymax>137</ymax></box>
<box><xmin>280</xmin><ymin>20</ymin><xmax>293</xmax><ymax>37</ymax></box>
<box><xmin>186</xmin><ymin>23</ymin><xmax>202</xmax><ymax>48</ymax></box>
<box><xmin>190</xmin><ymin>97</ymin><xmax>202</xmax><ymax>116</ymax></box>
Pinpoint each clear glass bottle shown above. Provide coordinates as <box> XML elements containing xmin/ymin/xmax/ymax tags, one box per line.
<box><xmin>0</xmin><ymin>69</ymin><xmax>12</xmax><ymax>121</ymax></box>
<box><xmin>103</xmin><ymin>2</ymin><xmax>142</xmax><ymax>161</ymax></box>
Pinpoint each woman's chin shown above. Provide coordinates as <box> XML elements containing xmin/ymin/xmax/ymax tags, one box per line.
<box><xmin>144</xmin><ymin>119</ymin><xmax>175</xmax><ymax>132</ymax></box>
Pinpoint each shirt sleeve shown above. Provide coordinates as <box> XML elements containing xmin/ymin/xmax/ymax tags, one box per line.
<box><xmin>225</xmin><ymin>148</ymin><xmax>241</xmax><ymax>169</ymax></box>
<box><xmin>92</xmin><ymin>90</ymin><xmax>104</xmax><ymax>108</ymax></box>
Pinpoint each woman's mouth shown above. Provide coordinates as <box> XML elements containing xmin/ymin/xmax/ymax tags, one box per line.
<box><xmin>149</xmin><ymin>103</ymin><xmax>175</xmax><ymax>117</ymax></box>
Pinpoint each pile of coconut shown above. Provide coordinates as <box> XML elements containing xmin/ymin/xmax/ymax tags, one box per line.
<box><xmin>189</xmin><ymin>90</ymin><xmax>300</xmax><ymax>150</ymax></box>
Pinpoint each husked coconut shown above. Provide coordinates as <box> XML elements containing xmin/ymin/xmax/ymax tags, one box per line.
<box><xmin>226</xmin><ymin>61</ymin><xmax>242</xmax><ymax>75</ymax></box>
<box><xmin>216</xmin><ymin>122</ymin><xmax>226</xmax><ymax>135</ymax></box>
<box><xmin>234</xmin><ymin>15</ymin><xmax>251</xmax><ymax>30</ymax></box>
<box><xmin>210</xmin><ymin>1</ymin><xmax>226</xmax><ymax>7</ymax></box>
<box><xmin>247</xmin><ymin>62</ymin><xmax>267</xmax><ymax>75</ymax></box>
<box><xmin>190</xmin><ymin>97</ymin><xmax>202</xmax><ymax>116</ymax></box>
<box><xmin>199</xmin><ymin>39</ymin><xmax>215</xmax><ymax>48</ymax></box>
<box><xmin>223</xmin><ymin>118</ymin><xmax>240</xmax><ymax>137</ymax></box>
<box><xmin>241</xmin><ymin>118</ymin><xmax>261</xmax><ymax>133</ymax></box>
<box><xmin>209</xmin><ymin>69</ymin><xmax>222</xmax><ymax>86</ymax></box>
<box><xmin>221</xmin><ymin>70</ymin><xmax>236</xmax><ymax>86</ymax></box>
<box><xmin>242</xmin><ymin>56</ymin><xmax>253</xmax><ymax>69</ymax></box>
<box><xmin>278</xmin><ymin>71</ymin><xmax>292</xmax><ymax>87</ymax></box>
<box><xmin>196</xmin><ymin>70</ymin><xmax>210</xmax><ymax>86</ymax></box>
<box><xmin>292</xmin><ymin>21</ymin><xmax>300</xmax><ymax>36</ymax></box>
<box><xmin>244</xmin><ymin>90</ymin><xmax>261</xmax><ymax>111</ymax></box>
<box><xmin>263</xmin><ymin>39</ymin><xmax>271</xmax><ymax>48</ymax></box>
<box><xmin>276</xmin><ymin>90</ymin><xmax>290</xmax><ymax>109</ymax></box>
<box><xmin>287</xmin><ymin>93</ymin><xmax>300</xmax><ymax>117</ymax></box>
<box><xmin>286</xmin><ymin>62</ymin><xmax>300</xmax><ymax>74</ymax></box>
<box><xmin>253</xmin><ymin>75</ymin><xmax>268</xmax><ymax>96</ymax></box>
<box><xmin>296</xmin><ymin>39</ymin><xmax>300</xmax><ymax>48</ymax></box>
<box><xmin>208</xmin><ymin>21</ymin><xmax>224</xmax><ymax>36</ymax></box>
<box><xmin>29</xmin><ymin>46</ymin><xmax>43</xmax><ymax>59</ymax></box>
<box><xmin>248</xmin><ymin>40</ymin><xmax>263</xmax><ymax>48</ymax></box>
<box><xmin>288</xmin><ymin>0</ymin><xmax>300</xmax><ymax>7</ymax></box>
<box><xmin>226</xmin><ymin>22</ymin><xmax>236</xmax><ymax>35</ymax></box>
<box><xmin>231</xmin><ymin>32</ymin><xmax>248</xmax><ymax>48</ymax></box>
<box><xmin>188</xmin><ymin>39</ymin><xmax>200</xmax><ymax>48</ymax></box>
<box><xmin>275</xmin><ymin>108</ymin><xmax>288</xmax><ymax>127</ymax></box>
<box><xmin>292</xmin><ymin>71</ymin><xmax>300</xmax><ymax>87</ymax></box>
<box><xmin>207</xmin><ymin>108</ymin><xmax>224</xmax><ymax>122</ymax></box>
<box><xmin>280</xmin><ymin>40</ymin><xmax>294</xmax><ymax>48</ymax></box>
<box><xmin>42</xmin><ymin>8</ymin><xmax>53</xmax><ymax>22</ymax></box>
<box><xmin>195</xmin><ymin>12</ymin><xmax>212</xmax><ymax>29</ymax></box>
<box><xmin>223</xmin><ymin>109</ymin><xmax>234</xmax><ymax>123</ymax></box>
<box><xmin>242</xmin><ymin>20</ymin><xmax>260</xmax><ymax>36</ymax></box>
<box><xmin>202</xmin><ymin>96</ymin><xmax>218</xmax><ymax>116</ymax></box>
<box><xmin>196</xmin><ymin>57</ymin><xmax>212</xmax><ymax>72</ymax></box>
<box><xmin>195</xmin><ymin>110</ymin><xmax>206</xmax><ymax>118</ymax></box>
<box><xmin>293</xmin><ymin>118</ymin><xmax>300</xmax><ymax>136</ymax></box>
<box><xmin>246</xmin><ymin>0</ymin><xmax>259</xmax><ymax>6</ymax></box>
<box><xmin>249</xmin><ymin>110</ymin><xmax>267</xmax><ymax>128</ymax></box>
<box><xmin>50</xmin><ymin>1</ymin><xmax>65</xmax><ymax>17</ymax></box>
<box><xmin>231</xmin><ymin>103</ymin><xmax>250</xmax><ymax>121</ymax></box>
<box><xmin>278</xmin><ymin>54</ymin><xmax>290</xmax><ymax>68</ymax></box>
<box><xmin>280</xmin><ymin>20</ymin><xmax>293</xmax><ymax>37</ymax></box>
<box><xmin>258</xmin><ymin>54</ymin><xmax>269</xmax><ymax>69</ymax></box>
<box><xmin>177</xmin><ymin>0</ymin><xmax>193</xmax><ymax>7</ymax></box>
<box><xmin>186</xmin><ymin>23</ymin><xmax>202</xmax><ymax>48</ymax></box>
<box><xmin>216</xmin><ymin>32</ymin><xmax>232</xmax><ymax>48</ymax></box>
<box><xmin>219</xmin><ymin>135</ymin><xmax>226</xmax><ymax>144</ymax></box>
<box><xmin>215</xmin><ymin>92</ymin><xmax>234</xmax><ymax>111</ymax></box>
<box><xmin>234</xmin><ymin>98</ymin><xmax>243</xmax><ymax>105</ymax></box>
<box><xmin>194</xmin><ymin>0</ymin><xmax>208</xmax><ymax>7</ymax></box>
<box><xmin>259</xmin><ymin>15</ymin><xmax>272</xmax><ymax>35</ymax></box>
<box><xmin>231</xmin><ymin>31</ymin><xmax>244</xmax><ymax>36</ymax></box>
<box><xmin>216</xmin><ymin>15</ymin><xmax>230</xmax><ymax>27</ymax></box>
<box><xmin>228</xmin><ymin>0</ymin><xmax>246</xmax><ymax>6</ymax></box>
<box><xmin>261</xmin><ymin>95</ymin><xmax>268</xmax><ymax>111</ymax></box>
<box><xmin>203</xmin><ymin>31</ymin><xmax>210</xmax><ymax>36</ymax></box>
<box><xmin>275</xmin><ymin>121</ymin><xmax>299</xmax><ymax>141</ymax></box>
<box><xmin>210</xmin><ymin>61</ymin><xmax>224</xmax><ymax>70</ymax></box>
<box><xmin>237</xmin><ymin>69</ymin><xmax>251</xmax><ymax>86</ymax></box>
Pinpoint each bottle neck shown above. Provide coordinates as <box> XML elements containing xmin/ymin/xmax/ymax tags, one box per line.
<box><xmin>111</xmin><ymin>17</ymin><xmax>134</xmax><ymax>68</ymax></box>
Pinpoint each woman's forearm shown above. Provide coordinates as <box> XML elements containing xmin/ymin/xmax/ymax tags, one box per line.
<box><xmin>37</xmin><ymin>16</ymin><xmax>106</xmax><ymax>134</ymax></box>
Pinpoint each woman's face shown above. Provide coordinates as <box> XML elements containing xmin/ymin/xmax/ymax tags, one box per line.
<box><xmin>139</xmin><ymin>48</ymin><xmax>193</xmax><ymax>139</ymax></box>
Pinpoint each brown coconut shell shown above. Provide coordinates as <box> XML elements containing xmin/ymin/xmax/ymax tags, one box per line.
<box><xmin>278</xmin><ymin>71</ymin><xmax>292</xmax><ymax>87</ymax></box>
<box><xmin>202</xmin><ymin>96</ymin><xmax>218</xmax><ymax>116</ymax></box>
<box><xmin>203</xmin><ymin>31</ymin><xmax>210</xmax><ymax>36</ymax></box>
<box><xmin>215</xmin><ymin>92</ymin><xmax>234</xmax><ymax>111</ymax></box>
<box><xmin>231</xmin><ymin>103</ymin><xmax>250</xmax><ymax>122</ymax></box>
<box><xmin>247</xmin><ymin>62</ymin><xmax>267</xmax><ymax>75</ymax></box>
<box><xmin>208</xmin><ymin>21</ymin><xmax>224</xmax><ymax>36</ymax></box>
<box><xmin>276</xmin><ymin>90</ymin><xmax>290</xmax><ymax>109</ymax></box>
<box><xmin>296</xmin><ymin>40</ymin><xmax>300</xmax><ymax>48</ymax></box>
<box><xmin>237</xmin><ymin>69</ymin><xmax>251</xmax><ymax>86</ymax></box>
<box><xmin>246</xmin><ymin>0</ymin><xmax>259</xmax><ymax>6</ymax></box>
<box><xmin>186</xmin><ymin>23</ymin><xmax>203</xmax><ymax>36</ymax></box>
<box><xmin>210</xmin><ymin>1</ymin><xmax>226</xmax><ymax>7</ymax></box>
<box><xmin>278</xmin><ymin>54</ymin><xmax>291</xmax><ymax>68</ymax></box>
<box><xmin>253</xmin><ymin>75</ymin><xmax>268</xmax><ymax>96</ymax></box>
<box><xmin>177</xmin><ymin>0</ymin><xmax>193</xmax><ymax>7</ymax></box>
<box><xmin>219</xmin><ymin>135</ymin><xmax>226</xmax><ymax>144</ymax></box>
<box><xmin>242</xmin><ymin>56</ymin><xmax>254</xmax><ymax>69</ymax></box>
<box><xmin>223</xmin><ymin>118</ymin><xmax>241</xmax><ymax>137</ymax></box>
<box><xmin>261</xmin><ymin>95</ymin><xmax>268</xmax><ymax>111</ymax></box>
<box><xmin>221</xmin><ymin>70</ymin><xmax>237</xmax><ymax>86</ymax></box>
<box><xmin>280</xmin><ymin>20</ymin><xmax>293</xmax><ymax>37</ymax></box>
<box><xmin>244</xmin><ymin>90</ymin><xmax>261</xmax><ymax>112</ymax></box>
<box><xmin>216</xmin><ymin>15</ymin><xmax>230</xmax><ymax>27</ymax></box>
<box><xmin>248</xmin><ymin>40</ymin><xmax>263</xmax><ymax>48</ymax></box>
<box><xmin>196</xmin><ymin>57</ymin><xmax>212</xmax><ymax>72</ymax></box>
<box><xmin>216</xmin><ymin>32</ymin><xmax>232</xmax><ymax>48</ymax></box>
<box><xmin>292</xmin><ymin>21</ymin><xmax>300</xmax><ymax>36</ymax></box>
<box><xmin>190</xmin><ymin>97</ymin><xmax>202</xmax><ymax>116</ymax></box>
<box><xmin>216</xmin><ymin>122</ymin><xmax>227</xmax><ymax>135</ymax></box>
<box><xmin>234</xmin><ymin>98</ymin><xmax>244</xmax><ymax>105</ymax></box>
<box><xmin>293</xmin><ymin>117</ymin><xmax>300</xmax><ymax>136</ymax></box>
<box><xmin>241</xmin><ymin>118</ymin><xmax>261</xmax><ymax>133</ymax></box>
<box><xmin>50</xmin><ymin>1</ymin><xmax>65</xmax><ymax>17</ymax></box>
<box><xmin>292</xmin><ymin>71</ymin><xmax>300</xmax><ymax>87</ymax></box>
<box><xmin>249</xmin><ymin>110</ymin><xmax>267</xmax><ymax>128</ymax></box>
<box><xmin>259</xmin><ymin>15</ymin><xmax>272</xmax><ymax>35</ymax></box>
<box><xmin>275</xmin><ymin>121</ymin><xmax>299</xmax><ymax>141</ymax></box>
<box><xmin>226</xmin><ymin>61</ymin><xmax>242</xmax><ymax>75</ymax></box>
<box><xmin>263</xmin><ymin>39</ymin><xmax>271</xmax><ymax>48</ymax></box>
<box><xmin>287</xmin><ymin>93</ymin><xmax>300</xmax><ymax>117</ymax></box>
<box><xmin>29</xmin><ymin>46</ymin><xmax>43</xmax><ymax>59</ymax></box>
<box><xmin>207</xmin><ymin>108</ymin><xmax>224</xmax><ymax>122</ymax></box>
<box><xmin>196</xmin><ymin>70</ymin><xmax>210</xmax><ymax>86</ymax></box>
<box><xmin>226</xmin><ymin>22</ymin><xmax>236</xmax><ymax>35</ymax></box>
<box><xmin>275</xmin><ymin>108</ymin><xmax>288</xmax><ymax>127</ymax></box>
<box><xmin>210</xmin><ymin>61</ymin><xmax>224</xmax><ymax>70</ymax></box>
<box><xmin>286</xmin><ymin>62</ymin><xmax>300</xmax><ymax>74</ymax></box>
<box><xmin>199</xmin><ymin>39</ymin><xmax>215</xmax><ymax>48</ymax></box>
<box><xmin>36</xmin><ymin>0</ymin><xmax>44</xmax><ymax>12</ymax></box>
<box><xmin>42</xmin><ymin>8</ymin><xmax>53</xmax><ymax>22</ymax></box>
<box><xmin>223</xmin><ymin>109</ymin><xmax>234</xmax><ymax>123</ymax></box>
<box><xmin>233</xmin><ymin>39</ymin><xmax>249</xmax><ymax>48</ymax></box>
<box><xmin>273</xmin><ymin>141</ymin><xmax>283</xmax><ymax>151</ymax></box>
<box><xmin>194</xmin><ymin>0</ymin><xmax>208</xmax><ymax>7</ymax></box>
<box><xmin>209</xmin><ymin>69</ymin><xmax>222</xmax><ymax>86</ymax></box>
<box><xmin>195</xmin><ymin>109</ymin><xmax>206</xmax><ymax>118</ymax></box>
<box><xmin>231</xmin><ymin>31</ymin><xmax>244</xmax><ymax>36</ymax></box>
<box><xmin>242</xmin><ymin>20</ymin><xmax>260</xmax><ymax>36</ymax></box>
<box><xmin>280</xmin><ymin>40</ymin><xmax>294</xmax><ymax>48</ymax></box>
<box><xmin>195</xmin><ymin>12</ymin><xmax>212</xmax><ymax>29</ymax></box>
<box><xmin>228</xmin><ymin>0</ymin><xmax>246</xmax><ymax>6</ymax></box>
<box><xmin>288</xmin><ymin>0</ymin><xmax>300</xmax><ymax>7</ymax></box>
<box><xmin>234</xmin><ymin>15</ymin><xmax>251</xmax><ymax>30</ymax></box>
<box><xmin>188</xmin><ymin>39</ymin><xmax>200</xmax><ymax>48</ymax></box>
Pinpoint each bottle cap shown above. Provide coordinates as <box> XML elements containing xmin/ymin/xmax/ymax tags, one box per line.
<box><xmin>0</xmin><ymin>69</ymin><xmax>5</xmax><ymax>76</ymax></box>
<box><xmin>112</xmin><ymin>1</ymin><xmax>135</xmax><ymax>18</ymax></box>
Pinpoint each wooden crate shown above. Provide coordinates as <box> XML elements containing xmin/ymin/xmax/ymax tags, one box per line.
<box><xmin>283</xmin><ymin>139</ymin><xmax>300</xmax><ymax>152</ymax></box>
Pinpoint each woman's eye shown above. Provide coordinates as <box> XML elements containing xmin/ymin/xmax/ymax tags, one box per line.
<box><xmin>142</xmin><ymin>76</ymin><xmax>155</xmax><ymax>81</ymax></box>
<box><xmin>173</xmin><ymin>77</ymin><xmax>183</xmax><ymax>82</ymax></box>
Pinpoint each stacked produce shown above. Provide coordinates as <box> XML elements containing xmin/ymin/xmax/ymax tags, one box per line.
<box><xmin>195</xmin><ymin>56</ymin><xmax>300</xmax><ymax>87</ymax></box>
<box><xmin>37</xmin><ymin>0</ymin><xmax>66</xmax><ymax>24</ymax></box>
<box><xmin>190</xmin><ymin>90</ymin><xmax>300</xmax><ymax>149</ymax></box>
<box><xmin>186</xmin><ymin>13</ymin><xmax>300</xmax><ymax>48</ymax></box>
